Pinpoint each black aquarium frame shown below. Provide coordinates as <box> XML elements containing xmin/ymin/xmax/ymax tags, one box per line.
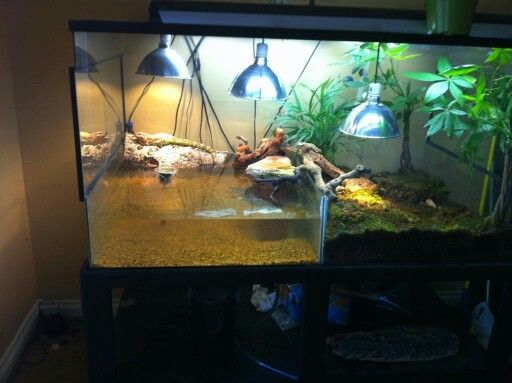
<box><xmin>71</xmin><ymin>2</ymin><xmax>512</xmax><ymax>382</ymax></box>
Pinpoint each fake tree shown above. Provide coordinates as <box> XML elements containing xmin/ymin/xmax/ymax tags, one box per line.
<box><xmin>348</xmin><ymin>43</ymin><xmax>425</xmax><ymax>172</ymax></box>
<box><xmin>406</xmin><ymin>49</ymin><xmax>512</xmax><ymax>228</ymax></box>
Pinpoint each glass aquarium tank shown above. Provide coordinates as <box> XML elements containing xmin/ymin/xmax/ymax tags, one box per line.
<box><xmin>71</xmin><ymin>15</ymin><xmax>512</xmax><ymax>268</ymax></box>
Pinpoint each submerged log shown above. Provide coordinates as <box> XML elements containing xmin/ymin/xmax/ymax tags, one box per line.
<box><xmin>233</xmin><ymin>128</ymin><xmax>286</xmax><ymax>169</ymax></box>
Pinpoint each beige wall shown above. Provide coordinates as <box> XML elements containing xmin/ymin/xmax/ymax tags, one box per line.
<box><xmin>6</xmin><ymin>0</ymin><xmax>151</xmax><ymax>300</ymax></box>
<box><xmin>0</xmin><ymin>3</ymin><xmax>37</xmax><ymax>358</ymax></box>
<box><xmin>2</xmin><ymin>0</ymin><xmax>509</xmax><ymax>304</ymax></box>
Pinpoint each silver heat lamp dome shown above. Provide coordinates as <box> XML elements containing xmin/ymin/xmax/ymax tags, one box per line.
<box><xmin>341</xmin><ymin>83</ymin><xmax>400</xmax><ymax>139</ymax></box>
<box><xmin>229</xmin><ymin>42</ymin><xmax>286</xmax><ymax>101</ymax></box>
<box><xmin>136</xmin><ymin>35</ymin><xmax>191</xmax><ymax>79</ymax></box>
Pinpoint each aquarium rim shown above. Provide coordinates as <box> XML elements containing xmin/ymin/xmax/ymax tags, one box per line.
<box><xmin>69</xmin><ymin>18</ymin><xmax>512</xmax><ymax>50</ymax></box>
<box><xmin>80</xmin><ymin>259</ymin><xmax>512</xmax><ymax>286</ymax></box>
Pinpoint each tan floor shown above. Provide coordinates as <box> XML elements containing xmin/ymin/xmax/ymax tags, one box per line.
<box><xmin>9</xmin><ymin>324</ymin><xmax>87</xmax><ymax>383</ymax></box>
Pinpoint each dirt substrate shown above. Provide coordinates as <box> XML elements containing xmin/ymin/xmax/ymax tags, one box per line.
<box><xmin>325</xmin><ymin>170</ymin><xmax>512</xmax><ymax>264</ymax></box>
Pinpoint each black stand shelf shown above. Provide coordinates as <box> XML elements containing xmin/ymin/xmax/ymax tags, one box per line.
<box><xmin>81</xmin><ymin>260</ymin><xmax>512</xmax><ymax>383</ymax></box>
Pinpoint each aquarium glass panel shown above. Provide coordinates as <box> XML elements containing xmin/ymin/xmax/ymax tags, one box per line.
<box><xmin>74</xmin><ymin>30</ymin><xmax>511</xmax><ymax>267</ymax></box>
<box><xmin>73</xmin><ymin>32</ymin><xmax>125</xmax><ymax>189</ymax></box>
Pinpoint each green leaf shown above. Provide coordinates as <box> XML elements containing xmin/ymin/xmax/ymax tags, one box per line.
<box><xmin>459</xmin><ymin>75</ymin><xmax>477</xmax><ymax>85</ymax></box>
<box><xmin>437</xmin><ymin>57</ymin><xmax>452</xmax><ymax>74</ymax></box>
<box><xmin>450</xmin><ymin>109</ymin><xmax>467</xmax><ymax>116</ymax></box>
<box><xmin>442</xmin><ymin>65</ymin><xmax>479</xmax><ymax>77</ymax></box>
<box><xmin>449</xmin><ymin>82</ymin><xmax>464</xmax><ymax>105</ymax></box>
<box><xmin>395</xmin><ymin>54</ymin><xmax>421</xmax><ymax>61</ymax></box>
<box><xmin>481</xmin><ymin>124</ymin><xmax>495</xmax><ymax>133</ymax></box>
<box><xmin>475</xmin><ymin>73</ymin><xmax>486</xmax><ymax>98</ymax></box>
<box><xmin>485</xmin><ymin>48</ymin><xmax>501</xmax><ymax>63</ymax></box>
<box><xmin>484</xmin><ymin>48</ymin><xmax>512</xmax><ymax>65</ymax></box>
<box><xmin>425</xmin><ymin>81</ymin><xmax>449</xmax><ymax>103</ymax></box>
<box><xmin>405</xmin><ymin>72</ymin><xmax>445</xmax><ymax>82</ymax></box>
<box><xmin>452</xmin><ymin>116</ymin><xmax>470</xmax><ymax>137</ymax></box>
<box><xmin>452</xmin><ymin>77</ymin><xmax>474</xmax><ymax>89</ymax></box>
<box><xmin>425</xmin><ymin>112</ymin><xmax>446</xmax><ymax>137</ymax></box>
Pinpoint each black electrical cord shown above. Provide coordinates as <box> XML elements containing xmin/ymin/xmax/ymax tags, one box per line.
<box><xmin>184</xmin><ymin>36</ymin><xmax>206</xmax><ymax>143</ymax></box>
<box><xmin>128</xmin><ymin>75</ymin><xmax>156</xmax><ymax>123</ymax></box>
<box><xmin>184</xmin><ymin>36</ymin><xmax>235</xmax><ymax>151</ymax></box>
<box><xmin>263</xmin><ymin>40</ymin><xmax>322</xmax><ymax>137</ymax></box>
<box><xmin>186</xmin><ymin>36</ymin><xmax>205</xmax><ymax>66</ymax></box>
<box><xmin>87</xmin><ymin>73</ymin><xmax>122</xmax><ymax>121</ymax></box>
<box><xmin>252</xmin><ymin>39</ymin><xmax>258</xmax><ymax>149</ymax></box>
<box><xmin>184</xmin><ymin>77</ymin><xmax>194</xmax><ymax>139</ymax></box>
<box><xmin>253</xmin><ymin>100</ymin><xmax>258</xmax><ymax>150</ymax></box>
<box><xmin>374</xmin><ymin>42</ymin><xmax>381</xmax><ymax>83</ymax></box>
<box><xmin>184</xmin><ymin>36</ymin><xmax>214</xmax><ymax>146</ymax></box>
<box><xmin>173</xmin><ymin>79</ymin><xmax>186</xmax><ymax>136</ymax></box>
<box><xmin>189</xmin><ymin>36</ymin><xmax>229</xmax><ymax>149</ymax></box>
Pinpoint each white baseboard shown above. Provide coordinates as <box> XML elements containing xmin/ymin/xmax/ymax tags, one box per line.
<box><xmin>0</xmin><ymin>301</ymin><xmax>40</xmax><ymax>383</ymax></box>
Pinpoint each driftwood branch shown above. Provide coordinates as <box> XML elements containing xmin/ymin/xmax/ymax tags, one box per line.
<box><xmin>236</xmin><ymin>135</ymin><xmax>249</xmax><ymax>145</ymax></box>
<box><xmin>282</xmin><ymin>143</ymin><xmax>345</xmax><ymax>179</ymax></box>
<box><xmin>233</xmin><ymin>129</ymin><xmax>286</xmax><ymax>169</ymax></box>
<box><xmin>242</xmin><ymin>133</ymin><xmax>375</xmax><ymax>201</ymax></box>
<box><xmin>296</xmin><ymin>143</ymin><xmax>371</xmax><ymax>199</ymax></box>
<box><xmin>326</xmin><ymin>164</ymin><xmax>369</xmax><ymax>190</ymax></box>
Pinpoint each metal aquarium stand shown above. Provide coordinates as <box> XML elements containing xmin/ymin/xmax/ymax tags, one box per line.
<box><xmin>73</xmin><ymin>2</ymin><xmax>512</xmax><ymax>382</ymax></box>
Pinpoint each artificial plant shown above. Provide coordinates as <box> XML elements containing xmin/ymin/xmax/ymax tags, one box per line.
<box><xmin>274</xmin><ymin>77</ymin><xmax>359</xmax><ymax>163</ymax></box>
<box><xmin>406</xmin><ymin>49</ymin><xmax>512</xmax><ymax>229</ymax></box>
<box><xmin>347</xmin><ymin>43</ymin><xmax>425</xmax><ymax>172</ymax></box>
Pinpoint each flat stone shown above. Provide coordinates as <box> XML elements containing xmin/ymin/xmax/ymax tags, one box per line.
<box><xmin>245</xmin><ymin>156</ymin><xmax>296</xmax><ymax>179</ymax></box>
<box><xmin>326</xmin><ymin>325</ymin><xmax>459</xmax><ymax>362</ymax></box>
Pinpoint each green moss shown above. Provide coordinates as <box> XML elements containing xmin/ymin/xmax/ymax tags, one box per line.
<box><xmin>372</xmin><ymin>170</ymin><xmax>449</xmax><ymax>203</ymax></box>
<box><xmin>327</xmin><ymin>170</ymin><xmax>489</xmax><ymax>241</ymax></box>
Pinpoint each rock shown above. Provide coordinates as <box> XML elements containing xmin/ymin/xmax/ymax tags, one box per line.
<box><xmin>245</xmin><ymin>156</ymin><xmax>296</xmax><ymax>179</ymax></box>
<box><xmin>130</xmin><ymin>132</ymin><xmax>175</xmax><ymax>147</ymax></box>
<box><xmin>123</xmin><ymin>133</ymin><xmax>228</xmax><ymax>169</ymax></box>
<box><xmin>326</xmin><ymin>325</ymin><xmax>459</xmax><ymax>362</ymax></box>
<box><xmin>80</xmin><ymin>131</ymin><xmax>115</xmax><ymax>167</ymax></box>
<box><xmin>80</xmin><ymin>131</ymin><xmax>110</xmax><ymax>145</ymax></box>
<box><xmin>426</xmin><ymin>198</ymin><xmax>437</xmax><ymax>208</ymax></box>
